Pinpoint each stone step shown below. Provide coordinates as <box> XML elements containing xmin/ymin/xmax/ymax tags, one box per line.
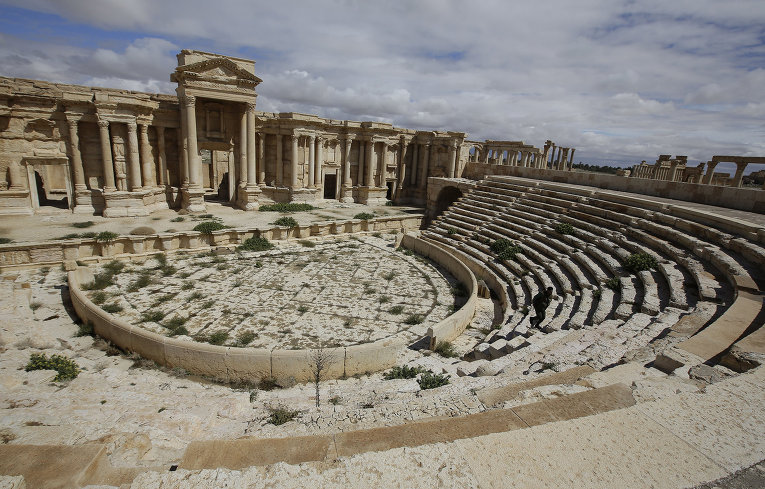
<box><xmin>476</xmin><ymin>365</ymin><xmax>595</xmax><ymax>407</ymax></box>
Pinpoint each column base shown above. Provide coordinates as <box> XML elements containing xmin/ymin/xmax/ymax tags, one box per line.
<box><xmin>72</xmin><ymin>189</ymin><xmax>96</xmax><ymax>215</ymax></box>
<box><xmin>358</xmin><ymin>186</ymin><xmax>388</xmax><ymax>206</ymax></box>
<box><xmin>289</xmin><ymin>187</ymin><xmax>319</xmax><ymax>203</ymax></box>
<box><xmin>181</xmin><ymin>187</ymin><xmax>206</xmax><ymax>213</ymax></box>
<box><xmin>340</xmin><ymin>185</ymin><xmax>355</xmax><ymax>203</ymax></box>
<box><xmin>102</xmin><ymin>190</ymin><xmax>151</xmax><ymax>217</ymax></box>
<box><xmin>238</xmin><ymin>185</ymin><xmax>262</xmax><ymax>211</ymax></box>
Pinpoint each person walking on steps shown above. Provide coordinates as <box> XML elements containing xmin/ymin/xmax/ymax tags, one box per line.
<box><xmin>529</xmin><ymin>287</ymin><xmax>554</xmax><ymax>327</ymax></box>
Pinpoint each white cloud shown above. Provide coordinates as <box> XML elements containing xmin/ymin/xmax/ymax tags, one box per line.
<box><xmin>1</xmin><ymin>0</ymin><xmax>764</xmax><ymax>166</ymax></box>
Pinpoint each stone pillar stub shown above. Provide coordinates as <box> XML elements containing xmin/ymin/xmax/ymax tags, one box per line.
<box><xmin>126</xmin><ymin>121</ymin><xmax>142</xmax><ymax>191</ymax></box>
<box><xmin>139</xmin><ymin>123</ymin><xmax>156</xmax><ymax>188</ymax></box>
<box><xmin>308</xmin><ymin>135</ymin><xmax>315</xmax><ymax>188</ymax></box>
<box><xmin>97</xmin><ymin>119</ymin><xmax>116</xmax><ymax>191</ymax></box>
<box><xmin>246</xmin><ymin>103</ymin><xmax>257</xmax><ymax>189</ymax></box>
<box><xmin>66</xmin><ymin>119</ymin><xmax>86</xmax><ymax>189</ymax></box>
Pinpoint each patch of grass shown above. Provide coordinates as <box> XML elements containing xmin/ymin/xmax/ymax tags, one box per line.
<box><xmin>388</xmin><ymin>305</ymin><xmax>404</xmax><ymax>315</ymax></box>
<box><xmin>259</xmin><ymin>203</ymin><xmax>315</xmax><ymax>212</ymax></box>
<box><xmin>25</xmin><ymin>353</ymin><xmax>79</xmax><ymax>381</ymax></box>
<box><xmin>72</xmin><ymin>221</ymin><xmax>95</xmax><ymax>228</ymax></box>
<box><xmin>95</xmin><ymin>231</ymin><xmax>119</xmax><ymax>243</ymax></box>
<box><xmin>127</xmin><ymin>273</ymin><xmax>152</xmax><ymax>292</ymax></box>
<box><xmin>298</xmin><ymin>239</ymin><xmax>315</xmax><ymax>248</ymax></box>
<box><xmin>167</xmin><ymin>326</ymin><xmax>188</xmax><ymax>337</ymax></box>
<box><xmin>91</xmin><ymin>291</ymin><xmax>107</xmax><ymax>305</ymax></box>
<box><xmin>193</xmin><ymin>221</ymin><xmax>229</xmax><ymax>234</ymax></box>
<box><xmin>297</xmin><ymin>305</ymin><xmax>309</xmax><ymax>314</ymax></box>
<box><xmin>417</xmin><ymin>371</ymin><xmax>450</xmax><ymax>390</ymax></box>
<box><xmin>404</xmin><ymin>314</ymin><xmax>424</xmax><ymax>325</ymax></box>
<box><xmin>170</xmin><ymin>216</ymin><xmax>185</xmax><ymax>222</ymax></box>
<box><xmin>75</xmin><ymin>322</ymin><xmax>94</xmax><ymax>337</ymax></box>
<box><xmin>259</xmin><ymin>376</ymin><xmax>280</xmax><ymax>391</ymax></box>
<box><xmin>207</xmin><ymin>331</ymin><xmax>229</xmax><ymax>345</ymax></box>
<box><xmin>329</xmin><ymin>395</ymin><xmax>341</xmax><ymax>405</ymax></box>
<box><xmin>29</xmin><ymin>301</ymin><xmax>42</xmax><ymax>311</ymax></box>
<box><xmin>605</xmin><ymin>277</ymin><xmax>621</xmax><ymax>291</ymax></box>
<box><xmin>239</xmin><ymin>237</ymin><xmax>274</xmax><ymax>252</ymax></box>
<box><xmin>384</xmin><ymin>365</ymin><xmax>426</xmax><ymax>380</ymax></box>
<box><xmin>102</xmin><ymin>303</ymin><xmax>123</xmax><ymax>313</ymax></box>
<box><xmin>267</xmin><ymin>406</ymin><xmax>299</xmax><ymax>425</ymax></box>
<box><xmin>354</xmin><ymin>212</ymin><xmax>374</xmax><ymax>220</ymax></box>
<box><xmin>102</xmin><ymin>260</ymin><xmax>125</xmax><ymax>275</ymax></box>
<box><xmin>273</xmin><ymin>216</ymin><xmax>298</xmax><ymax>228</ymax></box>
<box><xmin>434</xmin><ymin>340</ymin><xmax>459</xmax><ymax>358</ymax></box>
<box><xmin>0</xmin><ymin>237</ymin><xmax>12</xmax><ymax>244</ymax></box>
<box><xmin>188</xmin><ymin>291</ymin><xmax>204</xmax><ymax>301</ymax></box>
<box><xmin>625</xmin><ymin>252</ymin><xmax>658</xmax><ymax>273</ymax></box>
<box><xmin>372</xmin><ymin>232</ymin><xmax>382</xmax><ymax>238</ymax></box>
<box><xmin>379</xmin><ymin>296</ymin><xmax>391</xmax><ymax>304</ymax></box>
<box><xmin>554</xmin><ymin>222</ymin><xmax>575</xmax><ymax>235</ymax></box>
<box><xmin>446</xmin><ymin>227</ymin><xmax>457</xmax><ymax>235</ymax></box>
<box><xmin>82</xmin><ymin>272</ymin><xmax>115</xmax><ymax>291</ymax></box>
<box><xmin>236</xmin><ymin>329</ymin><xmax>256</xmax><ymax>346</ymax></box>
<box><xmin>490</xmin><ymin>238</ymin><xmax>523</xmax><ymax>261</ymax></box>
<box><xmin>181</xmin><ymin>281</ymin><xmax>194</xmax><ymax>291</ymax></box>
<box><xmin>382</xmin><ymin>271</ymin><xmax>396</xmax><ymax>281</ymax></box>
<box><xmin>163</xmin><ymin>316</ymin><xmax>188</xmax><ymax>332</ymax></box>
<box><xmin>140</xmin><ymin>310</ymin><xmax>166</xmax><ymax>323</ymax></box>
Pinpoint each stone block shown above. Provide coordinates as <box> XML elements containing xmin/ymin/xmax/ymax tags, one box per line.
<box><xmin>488</xmin><ymin>338</ymin><xmax>509</xmax><ymax>359</ymax></box>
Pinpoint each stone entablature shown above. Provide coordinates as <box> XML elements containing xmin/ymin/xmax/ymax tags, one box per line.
<box><xmin>631</xmin><ymin>155</ymin><xmax>765</xmax><ymax>188</ymax></box>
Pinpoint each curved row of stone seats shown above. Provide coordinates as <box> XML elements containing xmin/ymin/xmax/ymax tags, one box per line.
<box><xmin>484</xmin><ymin>175</ymin><xmax>765</xmax><ymax>372</ymax></box>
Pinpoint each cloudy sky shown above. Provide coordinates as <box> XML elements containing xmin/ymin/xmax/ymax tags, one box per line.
<box><xmin>1</xmin><ymin>0</ymin><xmax>764</xmax><ymax>172</ymax></box>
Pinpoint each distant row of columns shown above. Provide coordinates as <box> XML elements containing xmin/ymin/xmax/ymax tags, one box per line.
<box><xmin>65</xmin><ymin>115</ymin><xmax>169</xmax><ymax>194</ymax></box>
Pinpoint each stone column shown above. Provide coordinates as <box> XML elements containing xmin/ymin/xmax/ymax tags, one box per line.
<box><xmin>183</xmin><ymin>96</ymin><xmax>201</xmax><ymax>188</ymax></box>
<box><xmin>315</xmin><ymin>136</ymin><xmax>322</xmax><ymax>187</ymax></box>
<box><xmin>447</xmin><ymin>141</ymin><xmax>457</xmax><ymax>178</ymax></box>
<box><xmin>560</xmin><ymin>148</ymin><xmax>569</xmax><ymax>171</ymax></box>
<box><xmin>366</xmin><ymin>139</ymin><xmax>375</xmax><ymax>187</ymax></box>
<box><xmin>549</xmin><ymin>145</ymin><xmax>556</xmax><ymax>166</ymax></box>
<box><xmin>702</xmin><ymin>161</ymin><xmax>717</xmax><ymax>184</ymax></box>
<box><xmin>409</xmin><ymin>143</ymin><xmax>419</xmax><ymax>186</ymax></box>
<box><xmin>66</xmin><ymin>119</ymin><xmax>86</xmax><ymax>190</ymax></box>
<box><xmin>418</xmin><ymin>143</ymin><xmax>430</xmax><ymax>187</ymax></box>
<box><xmin>239</xmin><ymin>109</ymin><xmax>247</xmax><ymax>186</ymax></box>
<box><xmin>380</xmin><ymin>141</ymin><xmax>388</xmax><ymax>185</ymax></box>
<box><xmin>398</xmin><ymin>137</ymin><xmax>407</xmax><ymax>190</ymax></box>
<box><xmin>179</xmin><ymin>104</ymin><xmax>189</xmax><ymax>186</ymax></box>
<box><xmin>732</xmin><ymin>162</ymin><xmax>747</xmax><ymax>188</ymax></box>
<box><xmin>8</xmin><ymin>160</ymin><xmax>24</xmax><ymax>190</ymax></box>
<box><xmin>246</xmin><ymin>103</ymin><xmax>257</xmax><ymax>189</ymax></box>
<box><xmin>308</xmin><ymin>135</ymin><xmax>315</xmax><ymax>187</ymax></box>
<box><xmin>669</xmin><ymin>161</ymin><xmax>680</xmax><ymax>181</ymax></box>
<box><xmin>343</xmin><ymin>136</ymin><xmax>353</xmax><ymax>186</ymax></box>
<box><xmin>568</xmin><ymin>148</ymin><xmax>575</xmax><ymax>170</ymax></box>
<box><xmin>126</xmin><ymin>121</ymin><xmax>142</xmax><ymax>191</ymax></box>
<box><xmin>357</xmin><ymin>140</ymin><xmax>365</xmax><ymax>185</ymax></box>
<box><xmin>97</xmin><ymin>120</ymin><xmax>116</xmax><ymax>191</ymax></box>
<box><xmin>482</xmin><ymin>146</ymin><xmax>489</xmax><ymax>164</ymax></box>
<box><xmin>139</xmin><ymin>123</ymin><xmax>156</xmax><ymax>188</ymax></box>
<box><xmin>257</xmin><ymin>133</ymin><xmax>266</xmax><ymax>185</ymax></box>
<box><xmin>155</xmin><ymin>126</ymin><xmax>167</xmax><ymax>186</ymax></box>
<box><xmin>290</xmin><ymin>134</ymin><xmax>299</xmax><ymax>188</ymax></box>
<box><xmin>276</xmin><ymin>134</ymin><xmax>283</xmax><ymax>185</ymax></box>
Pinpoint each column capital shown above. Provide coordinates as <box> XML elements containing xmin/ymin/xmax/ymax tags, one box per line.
<box><xmin>127</xmin><ymin>120</ymin><xmax>138</xmax><ymax>132</ymax></box>
<box><xmin>66</xmin><ymin>118</ymin><xmax>80</xmax><ymax>129</ymax></box>
<box><xmin>308</xmin><ymin>134</ymin><xmax>315</xmax><ymax>142</ymax></box>
<box><xmin>245</xmin><ymin>101</ymin><xmax>256</xmax><ymax>113</ymax></box>
<box><xmin>97</xmin><ymin>119</ymin><xmax>109</xmax><ymax>128</ymax></box>
<box><xmin>182</xmin><ymin>95</ymin><xmax>196</xmax><ymax>107</ymax></box>
<box><xmin>139</xmin><ymin>123</ymin><xmax>149</xmax><ymax>134</ymax></box>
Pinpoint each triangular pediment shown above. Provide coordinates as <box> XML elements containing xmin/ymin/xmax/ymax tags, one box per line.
<box><xmin>174</xmin><ymin>57</ymin><xmax>262</xmax><ymax>83</ymax></box>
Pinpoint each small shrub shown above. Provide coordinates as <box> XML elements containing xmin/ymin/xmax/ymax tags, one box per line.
<box><xmin>273</xmin><ymin>216</ymin><xmax>298</xmax><ymax>228</ymax></box>
<box><xmin>417</xmin><ymin>371</ymin><xmax>450</xmax><ymax>390</ymax></box>
<box><xmin>236</xmin><ymin>330</ymin><xmax>256</xmax><ymax>346</ymax></box>
<box><xmin>0</xmin><ymin>237</ymin><xmax>12</xmax><ymax>244</ymax></box>
<box><xmin>259</xmin><ymin>203</ymin><xmax>315</xmax><ymax>212</ymax></box>
<box><xmin>163</xmin><ymin>316</ymin><xmax>188</xmax><ymax>331</ymax></box>
<box><xmin>259</xmin><ymin>376</ymin><xmax>280</xmax><ymax>391</ymax></box>
<box><xmin>72</xmin><ymin>221</ymin><xmax>95</xmax><ymax>229</ymax></box>
<box><xmin>384</xmin><ymin>365</ymin><xmax>426</xmax><ymax>380</ymax></box>
<box><xmin>91</xmin><ymin>291</ymin><xmax>107</xmax><ymax>305</ymax></box>
<box><xmin>102</xmin><ymin>260</ymin><xmax>125</xmax><ymax>275</ymax></box>
<box><xmin>29</xmin><ymin>301</ymin><xmax>42</xmax><ymax>311</ymax></box>
<box><xmin>82</xmin><ymin>272</ymin><xmax>114</xmax><ymax>291</ymax></box>
<box><xmin>102</xmin><ymin>303</ymin><xmax>123</xmax><ymax>313</ymax></box>
<box><xmin>385</xmin><ymin>200</ymin><xmax>394</xmax><ymax>206</ymax></box>
<box><xmin>168</xmin><ymin>326</ymin><xmax>188</xmax><ymax>337</ymax></box>
<box><xmin>554</xmin><ymin>222</ymin><xmax>575</xmax><ymax>235</ymax></box>
<box><xmin>207</xmin><ymin>331</ymin><xmax>229</xmax><ymax>345</ymax></box>
<box><xmin>188</xmin><ymin>291</ymin><xmax>204</xmax><ymax>300</ymax></box>
<box><xmin>388</xmin><ymin>305</ymin><xmax>404</xmax><ymax>315</ymax></box>
<box><xmin>434</xmin><ymin>340</ymin><xmax>459</xmax><ymax>358</ymax></box>
<box><xmin>25</xmin><ymin>353</ymin><xmax>79</xmax><ymax>381</ymax></box>
<box><xmin>95</xmin><ymin>231</ymin><xmax>119</xmax><ymax>243</ymax></box>
<box><xmin>593</xmin><ymin>289</ymin><xmax>602</xmax><ymax>299</ymax></box>
<box><xmin>446</xmin><ymin>227</ymin><xmax>457</xmax><ymax>235</ymax></box>
<box><xmin>379</xmin><ymin>296</ymin><xmax>391</xmax><ymax>304</ymax></box>
<box><xmin>170</xmin><ymin>216</ymin><xmax>185</xmax><ymax>222</ymax></box>
<box><xmin>127</xmin><ymin>274</ymin><xmax>152</xmax><ymax>292</ymax></box>
<box><xmin>354</xmin><ymin>212</ymin><xmax>374</xmax><ymax>220</ymax></box>
<box><xmin>140</xmin><ymin>310</ymin><xmax>166</xmax><ymax>323</ymax></box>
<box><xmin>267</xmin><ymin>406</ymin><xmax>299</xmax><ymax>425</ymax></box>
<box><xmin>625</xmin><ymin>252</ymin><xmax>658</xmax><ymax>273</ymax></box>
<box><xmin>297</xmin><ymin>305</ymin><xmax>309</xmax><ymax>313</ymax></box>
<box><xmin>372</xmin><ymin>232</ymin><xmax>382</xmax><ymax>238</ymax></box>
<box><xmin>240</xmin><ymin>237</ymin><xmax>274</xmax><ymax>252</ymax></box>
<box><xmin>605</xmin><ymin>277</ymin><xmax>621</xmax><ymax>291</ymax></box>
<box><xmin>298</xmin><ymin>239</ymin><xmax>315</xmax><ymax>248</ymax></box>
<box><xmin>329</xmin><ymin>395</ymin><xmax>341</xmax><ymax>405</ymax></box>
<box><xmin>382</xmin><ymin>271</ymin><xmax>396</xmax><ymax>281</ymax></box>
<box><xmin>181</xmin><ymin>281</ymin><xmax>194</xmax><ymax>291</ymax></box>
<box><xmin>130</xmin><ymin>226</ymin><xmax>156</xmax><ymax>236</ymax></box>
<box><xmin>404</xmin><ymin>314</ymin><xmax>423</xmax><ymax>325</ymax></box>
<box><xmin>75</xmin><ymin>321</ymin><xmax>94</xmax><ymax>337</ymax></box>
<box><xmin>193</xmin><ymin>221</ymin><xmax>228</xmax><ymax>234</ymax></box>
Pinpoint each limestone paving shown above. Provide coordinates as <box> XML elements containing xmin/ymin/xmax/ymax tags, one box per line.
<box><xmin>84</xmin><ymin>234</ymin><xmax>456</xmax><ymax>349</ymax></box>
